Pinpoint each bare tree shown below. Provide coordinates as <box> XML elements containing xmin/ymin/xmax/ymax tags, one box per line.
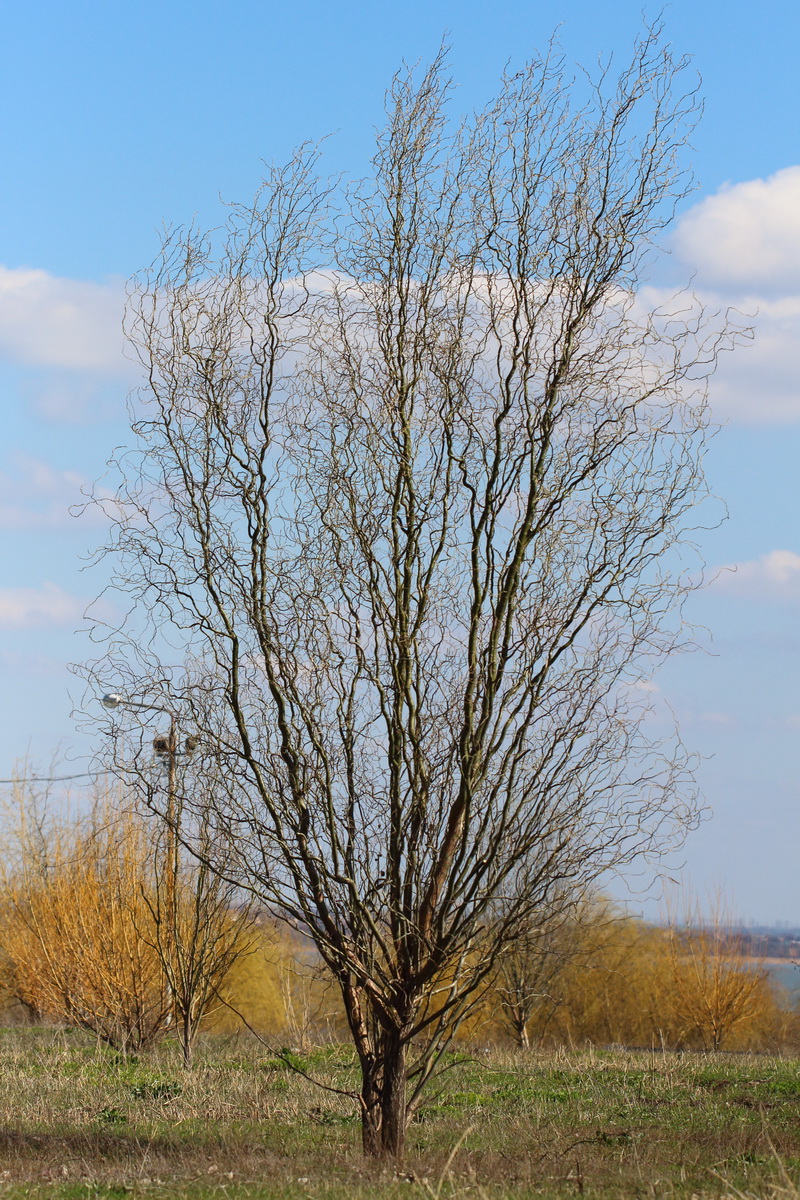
<box><xmin>140</xmin><ymin>801</ymin><xmax>256</xmax><ymax>1067</ymax></box>
<box><xmin>494</xmin><ymin>898</ymin><xmax>595</xmax><ymax>1050</ymax></box>
<box><xmin>85</xmin><ymin>30</ymin><xmax>739</xmax><ymax>1156</ymax></box>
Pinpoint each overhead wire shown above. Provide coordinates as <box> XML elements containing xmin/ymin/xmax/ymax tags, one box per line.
<box><xmin>0</xmin><ymin>770</ymin><xmax>115</xmax><ymax>784</ymax></box>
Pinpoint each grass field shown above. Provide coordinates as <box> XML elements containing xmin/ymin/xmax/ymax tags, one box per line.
<box><xmin>0</xmin><ymin>1028</ymin><xmax>798</xmax><ymax>1199</ymax></box>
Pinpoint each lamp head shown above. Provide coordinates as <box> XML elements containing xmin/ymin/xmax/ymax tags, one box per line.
<box><xmin>101</xmin><ymin>693</ymin><xmax>123</xmax><ymax>710</ymax></box>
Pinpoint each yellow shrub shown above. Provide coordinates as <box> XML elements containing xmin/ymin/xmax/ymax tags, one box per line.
<box><xmin>478</xmin><ymin>902</ymin><xmax>792</xmax><ymax>1052</ymax></box>
<box><xmin>0</xmin><ymin>804</ymin><xmax>169</xmax><ymax>1051</ymax></box>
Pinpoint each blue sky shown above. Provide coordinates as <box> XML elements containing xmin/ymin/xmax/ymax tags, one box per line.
<box><xmin>1</xmin><ymin>0</ymin><xmax>799</xmax><ymax>924</ymax></box>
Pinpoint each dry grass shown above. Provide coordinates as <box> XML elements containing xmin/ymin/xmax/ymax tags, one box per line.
<box><xmin>0</xmin><ymin>1028</ymin><xmax>798</xmax><ymax>1198</ymax></box>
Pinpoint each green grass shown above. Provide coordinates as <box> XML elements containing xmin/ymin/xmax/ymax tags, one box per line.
<box><xmin>0</xmin><ymin>1028</ymin><xmax>798</xmax><ymax>1199</ymax></box>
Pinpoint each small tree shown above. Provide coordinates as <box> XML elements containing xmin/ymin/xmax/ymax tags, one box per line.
<box><xmin>87</xmin><ymin>30</ymin><xmax>737</xmax><ymax>1155</ymax></box>
<box><xmin>494</xmin><ymin>899</ymin><xmax>601</xmax><ymax>1049</ymax></box>
<box><xmin>141</xmin><ymin>799</ymin><xmax>256</xmax><ymax>1066</ymax></box>
<box><xmin>665</xmin><ymin>900</ymin><xmax>769</xmax><ymax>1051</ymax></box>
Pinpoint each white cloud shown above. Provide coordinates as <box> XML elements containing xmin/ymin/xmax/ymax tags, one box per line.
<box><xmin>0</xmin><ymin>266</ymin><xmax>127</xmax><ymax>373</ymax></box>
<box><xmin>0</xmin><ymin>228</ymin><xmax>794</xmax><ymax>432</ymax></box>
<box><xmin>0</xmin><ymin>583</ymin><xmax>86</xmax><ymax>630</ymax></box>
<box><xmin>698</xmin><ymin>712</ymin><xmax>735</xmax><ymax>727</ymax></box>
<box><xmin>622</xmin><ymin>679</ymin><xmax>660</xmax><ymax>694</ymax></box>
<box><xmin>636</xmin><ymin>280</ymin><xmax>800</xmax><ymax>426</ymax></box>
<box><xmin>660</xmin><ymin>168</ymin><xmax>800</xmax><ymax>422</ymax></box>
<box><xmin>0</xmin><ymin>648</ymin><xmax>66</xmax><ymax>676</ymax></box>
<box><xmin>0</xmin><ymin>453</ymin><xmax>94</xmax><ymax>531</ymax></box>
<box><xmin>711</xmin><ymin>550</ymin><xmax>800</xmax><ymax>601</ymax></box>
<box><xmin>674</xmin><ymin>166</ymin><xmax>800</xmax><ymax>294</ymax></box>
<box><xmin>22</xmin><ymin>372</ymin><xmax>130</xmax><ymax>424</ymax></box>
<box><xmin>705</xmin><ymin>292</ymin><xmax>800</xmax><ymax>424</ymax></box>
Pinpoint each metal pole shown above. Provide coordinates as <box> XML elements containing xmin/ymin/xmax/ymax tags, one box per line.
<box><xmin>166</xmin><ymin>712</ymin><xmax>178</xmax><ymax>1015</ymax></box>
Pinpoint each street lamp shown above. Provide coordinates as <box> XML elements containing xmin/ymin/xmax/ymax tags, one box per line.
<box><xmin>101</xmin><ymin>694</ymin><xmax>198</xmax><ymax>757</ymax></box>
<box><xmin>99</xmin><ymin>691</ymin><xmax>197</xmax><ymax>959</ymax></box>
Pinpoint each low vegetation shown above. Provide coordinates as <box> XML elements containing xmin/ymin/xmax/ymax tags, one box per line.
<box><xmin>0</xmin><ymin>786</ymin><xmax>796</xmax><ymax>1058</ymax></box>
<box><xmin>488</xmin><ymin>904</ymin><xmax>798</xmax><ymax>1054</ymax></box>
<box><xmin>0</xmin><ymin>782</ymin><xmax>797</xmax><ymax>1197</ymax></box>
<box><xmin>0</xmin><ymin>1029</ymin><xmax>799</xmax><ymax>1198</ymax></box>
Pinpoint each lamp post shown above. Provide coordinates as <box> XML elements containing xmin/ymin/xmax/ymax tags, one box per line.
<box><xmin>100</xmin><ymin>694</ymin><xmax>195</xmax><ymax>974</ymax></box>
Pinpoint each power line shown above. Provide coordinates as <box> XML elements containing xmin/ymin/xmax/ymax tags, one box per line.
<box><xmin>0</xmin><ymin>770</ymin><xmax>115</xmax><ymax>784</ymax></box>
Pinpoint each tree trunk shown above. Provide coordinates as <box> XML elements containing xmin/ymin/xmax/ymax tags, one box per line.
<box><xmin>358</xmin><ymin>1030</ymin><xmax>408</xmax><ymax>1158</ymax></box>
<box><xmin>181</xmin><ymin>1012</ymin><xmax>193</xmax><ymax>1067</ymax></box>
<box><xmin>379</xmin><ymin>1029</ymin><xmax>407</xmax><ymax>1158</ymax></box>
<box><xmin>359</xmin><ymin>1061</ymin><xmax>382</xmax><ymax>1157</ymax></box>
